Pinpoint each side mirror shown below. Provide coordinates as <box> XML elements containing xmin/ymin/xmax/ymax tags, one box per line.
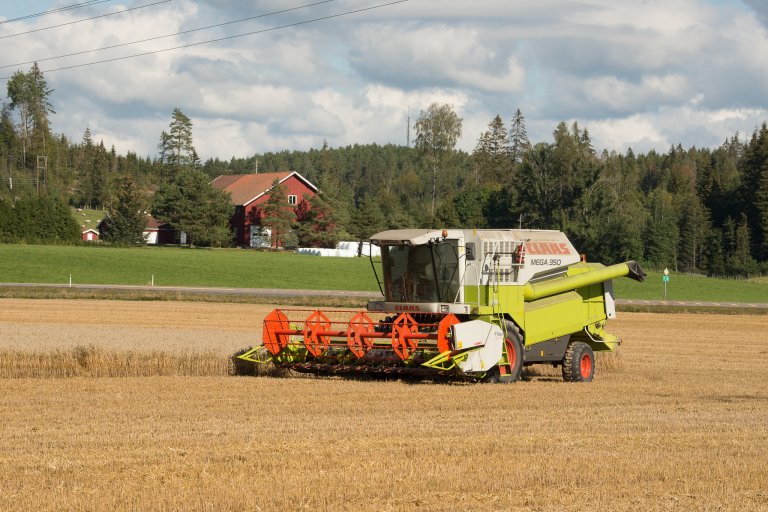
<box><xmin>465</xmin><ymin>242</ymin><xmax>475</xmax><ymax>260</ymax></box>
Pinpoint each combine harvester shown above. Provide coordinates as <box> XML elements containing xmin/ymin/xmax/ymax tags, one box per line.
<box><xmin>241</xmin><ymin>229</ymin><xmax>645</xmax><ymax>382</ymax></box>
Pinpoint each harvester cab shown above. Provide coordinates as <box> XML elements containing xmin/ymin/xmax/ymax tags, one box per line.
<box><xmin>242</xmin><ymin>228</ymin><xmax>645</xmax><ymax>383</ymax></box>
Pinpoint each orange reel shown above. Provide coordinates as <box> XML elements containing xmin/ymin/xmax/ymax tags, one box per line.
<box><xmin>347</xmin><ymin>311</ymin><xmax>376</xmax><ymax>358</ymax></box>
<box><xmin>303</xmin><ymin>310</ymin><xmax>332</xmax><ymax>357</ymax></box>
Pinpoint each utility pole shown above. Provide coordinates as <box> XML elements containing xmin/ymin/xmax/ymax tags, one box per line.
<box><xmin>406</xmin><ymin>108</ymin><xmax>411</xmax><ymax>148</ymax></box>
<box><xmin>4</xmin><ymin>153</ymin><xmax>10</xmax><ymax>190</ymax></box>
<box><xmin>36</xmin><ymin>156</ymin><xmax>47</xmax><ymax>195</ymax></box>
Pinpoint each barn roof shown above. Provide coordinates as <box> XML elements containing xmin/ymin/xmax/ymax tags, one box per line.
<box><xmin>210</xmin><ymin>171</ymin><xmax>318</xmax><ymax>206</ymax></box>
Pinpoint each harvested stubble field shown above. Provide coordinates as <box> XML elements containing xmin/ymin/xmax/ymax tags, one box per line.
<box><xmin>1</xmin><ymin>299</ymin><xmax>767</xmax><ymax>511</ymax></box>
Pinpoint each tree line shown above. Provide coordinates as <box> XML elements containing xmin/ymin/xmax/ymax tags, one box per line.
<box><xmin>1</xmin><ymin>63</ymin><xmax>767</xmax><ymax>276</ymax></box>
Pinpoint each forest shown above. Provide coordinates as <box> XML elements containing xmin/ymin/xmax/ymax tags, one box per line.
<box><xmin>1</xmin><ymin>64</ymin><xmax>767</xmax><ymax>276</ymax></box>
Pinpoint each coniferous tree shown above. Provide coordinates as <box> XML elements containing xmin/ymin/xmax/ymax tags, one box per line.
<box><xmin>350</xmin><ymin>194</ymin><xmax>387</xmax><ymax>243</ymax></box>
<box><xmin>91</xmin><ymin>141</ymin><xmax>110</xmax><ymax>209</ymax></box>
<box><xmin>295</xmin><ymin>192</ymin><xmax>340</xmax><ymax>248</ymax></box>
<box><xmin>739</xmin><ymin>124</ymin><xmax>768</xmax><ymax>258</ymax></box>
<box><xmin>434</xmin><ymin>197</ymin><xmax>461</xmax><ymax>228</ymax></box>
<box><xmin>472</xmin><ymin>114</ymin><xmax>510</xmax><ymax>186</ymax></box>
<box><xmin>701</xmin><ymin>228</ymin><xmax>726</xmax><ymax>275</ymax></box>
<box><xmin>515</xmin><ymin>143</ymin><xmax>558</xmax><ymax>228</ymax></box>
<box><xmin>101</xmin><ymin>174</ymin><xmax>147</xmax><ymax>245</ymax></box>
<box><xmin>153</xmin><ymin>167</ymin><xmax>232</xmax><ymax>247</ymax></box>
<box><xmin>78</xmin><ymin>127</ymin><xmax>96</xmax><ymax>207</ymax></box>
<box><xmin>453</xmin><ymin>187</ymin><xmax>490</xmax><ymax>228</ymax></box>
<box><xmin>755</xmin><ymin>162</ymin><xmax>768</xmax><ymax>259</ymax></box>
<box><xmin>0</xmin><ymin>105</ymin><xmax>19</xmax><ymax>187</ymax></box>
<box><xmin>644</xmin><ymin>190</ymin><xmax>680</xmax><ymax>269</ymax></box>
<box><xmin>0</xmin><ymin>195</ymin><xmax>77</xmax><ymax>242</ymax></box>
<box><xmin>261</xmin><ymin>179</ymin><xmax>296</xmax><ymax>248</ymax></box>
<box><xmin>509</xmin><ymin>108</ymin><xmax>531</xmax><ymax>168</ymax></box>
<box><xmin>676</xmin><ymin>193</ymin><xmax>710</xmax><ymax>271</ymax></box>
<box><xmin>158</xmin><ymin>108</ymin><xmax>196</xmax><ymax>183</ymax></box>
<box><xmin>726</xmin><ymin>213</ymin><xmax>758</xmax><ymax>275</ymax></box>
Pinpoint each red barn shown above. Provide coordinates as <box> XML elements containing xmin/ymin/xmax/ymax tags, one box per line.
<box><xmin>210</xmin><ymin>171</ymin><xmax>318</xmax><ymax>247</ymax></box>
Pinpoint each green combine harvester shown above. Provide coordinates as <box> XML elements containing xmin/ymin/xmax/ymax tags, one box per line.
<box><xmin>241</xmin><ymin>228</ymin><xmax>645</xmax><ymax>382</ymax></box>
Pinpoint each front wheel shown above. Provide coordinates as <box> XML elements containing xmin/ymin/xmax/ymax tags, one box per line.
<box><xmin>492</xmin><ymin>320</ymin><xmax>523</xmax><ymax>383</ymax></box>
<box><xmin>562</xmin><ymin>341</ymin><xmax>595</xmax><ymax>382</ymax></box>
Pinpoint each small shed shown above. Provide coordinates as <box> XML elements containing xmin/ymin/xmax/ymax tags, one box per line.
<box><xmin>82</xmin><ymin>228</ymin><xmax>99</xmax><ymax>242</ymax></box>
<box><xmin>144</xmin><ymin>216</ymin><xmax>176</xmax><ymax>245</ymax></box>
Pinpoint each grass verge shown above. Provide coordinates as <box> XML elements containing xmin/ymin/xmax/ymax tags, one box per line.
<box><xmin>0</xmin><ymin>243</ymin><xmax>376</xmax><ymax>291</ymax></box>
<box><xmin>0</xmin><ymin>286</ymin><xmax>370</xmax><ymax>308</ymax></box>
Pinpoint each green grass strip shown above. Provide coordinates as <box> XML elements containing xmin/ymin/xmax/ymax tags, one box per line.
<box><xmin>0</xmin><ymin>244</ymin><xmax>377</xmax><ymax>291</ymax></box>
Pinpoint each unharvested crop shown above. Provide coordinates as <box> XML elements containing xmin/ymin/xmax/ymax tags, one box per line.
<box><xmin>0</xmin><ymin>345</ymin><xmax>227</xmax><ymax>378</ymax></box>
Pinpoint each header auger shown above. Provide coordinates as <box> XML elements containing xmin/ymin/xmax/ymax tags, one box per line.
<box><xmin>240</xmin><ymin>228</ymin><xmax>645</xmax><ymax>382</ymax></box>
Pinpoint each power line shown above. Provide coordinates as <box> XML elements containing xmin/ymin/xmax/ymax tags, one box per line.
<box><xmin>0</xmin><ymin>0</ymin><xmax>171</xmax><ymax>40</ymax></box>
<box><xmin>0</xmin><ymin>0</ymin><xmax>113</xmax><ymax>25</ymax></box>
<box><xmin>1</xmin><ymin>0</ymin><xmax>334</xmax><ymax>69</ymax></box>
<box><xmin>0</xmin><ymin>0</ymin><xmax>408</xmax><ymax>80</ymax></box>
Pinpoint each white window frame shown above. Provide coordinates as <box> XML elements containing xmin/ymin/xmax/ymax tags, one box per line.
<box><xmin>288</xmin><ymin>194</ymin><xmax>297</xmax><ymax>205</ymax></box>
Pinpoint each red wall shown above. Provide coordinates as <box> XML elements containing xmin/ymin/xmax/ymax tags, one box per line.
<box><xmin>237</xmin><ymin>175</ymin><xmax>316</xmax><ymax>247</ymax></box>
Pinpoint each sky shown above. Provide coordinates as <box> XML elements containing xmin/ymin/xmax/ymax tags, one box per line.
<box><xmin>1</xmin><ymin>0</ymin><xmax>768</xmax><ymax>161</ymax></box>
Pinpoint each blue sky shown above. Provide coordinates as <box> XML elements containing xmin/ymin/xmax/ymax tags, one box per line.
<box><xmin>1</xmin><ymin>0</ymin><xmax>768</xmax><ymax>160</ymax></box>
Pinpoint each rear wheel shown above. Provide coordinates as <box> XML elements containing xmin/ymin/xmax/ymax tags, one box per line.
<box><xmin>562</xmin><ymin>341</ymin><xmax>594</xmax><ymax>382</ymax></box>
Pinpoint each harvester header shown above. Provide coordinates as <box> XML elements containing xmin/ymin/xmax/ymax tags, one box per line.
<box><xmin>241</xmin><ymin>228</ymin><xmax>644</xmax><ymax>382</ymax></box>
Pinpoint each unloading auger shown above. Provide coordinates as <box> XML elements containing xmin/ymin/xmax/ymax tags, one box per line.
<box><xmin>239</xmin><ymin>228</ymin><xmax>645</xmax><ymax>382</ymax></box>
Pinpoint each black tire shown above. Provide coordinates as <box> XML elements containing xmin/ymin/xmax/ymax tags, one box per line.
<box><xmin>562</xmin><ymin>341</ymin><xmax>595</xmax><ymax>382</ymax></box>
<box><xmin>495</xmin><ymin>320</ymin><xmax>523</xmax><ymax>383</ymax></box>
<box><xmin>482</xmin><ymin>365</ymin><xmax>501</xmax><ymax>383</ymax></box>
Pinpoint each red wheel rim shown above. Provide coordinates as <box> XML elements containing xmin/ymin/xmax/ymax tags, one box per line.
<box><xmin>580</xmin><ymin>353</ymin><xmax>592</xmax><ymax>379</ymax></box>
<box><xmin>436</xmin><ymin>314</ymin><xmax>460</xmax><ymax>353</ymax></box>
<box><xmin>505</xmin><ymin>339</ymin><xmax>517</xmax><ymax>368</ymax></box>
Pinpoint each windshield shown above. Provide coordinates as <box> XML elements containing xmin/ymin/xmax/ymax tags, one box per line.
<box><xmin>381</xmin><ymin>241</ymin><xmax>460</xmax><ymax>303</ymax></box>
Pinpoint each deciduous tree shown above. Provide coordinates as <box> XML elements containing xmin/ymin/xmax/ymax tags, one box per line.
<box><xmin>414</xmin><ymin>103</ymin><xmax>462</xmax><ymax>220</ymax></box>
<box><xmin>6</xmin><ymin>63</ymin><xmax>54</xmax><ymax>188</ymax></box>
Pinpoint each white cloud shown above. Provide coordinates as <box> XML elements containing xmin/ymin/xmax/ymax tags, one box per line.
<box><xmin>1</xmin><ymin>0</ymin><xmax>767</xmax><ymax>161</ymax></box>
<box><xmin>348</xmin><ymin>24</ymin><xmax>525</xmax><ymax>94</ymax></box>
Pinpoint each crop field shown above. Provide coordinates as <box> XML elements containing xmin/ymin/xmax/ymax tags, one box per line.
<box><xmin>1</xmin><ymin>299</ymin><xmax>767</xmax><ymax>511</ymax></box>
